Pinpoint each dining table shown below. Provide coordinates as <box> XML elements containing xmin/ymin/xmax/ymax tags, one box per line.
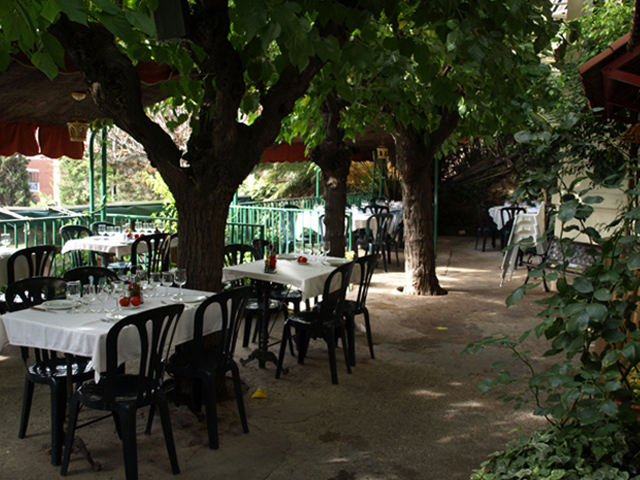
<box><xmin>222</xmin><ymin>254</ymin><xmax>356</xmax><ymax>369</ymax></box>
<box><xmin>60</xmin><ymin>234</ymin><xmax>137</xmax><ymax>259</ymax></box>
<box><xmin>0</xmin><ymin>286</ymin><xmax>218</xmax><ymax>381</ymax></box>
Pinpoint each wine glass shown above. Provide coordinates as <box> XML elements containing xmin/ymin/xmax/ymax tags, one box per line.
<box><xmin>1</xmin><ymin>233</ymin><xmax>10</xmax><ymax>248</ymax></box>
<box><xmin>106</xmin><ymin>225</ymin><xmax>115</xmax><ymax>237</ymax></box>
<box><xmin>174</xmin><ymin>268</ymin><xmax>187</xmax><ymax>301</ymax></box>
<box><xmin>98</xmin><ymin>224</ymin><xmax>106</xmax><ymax>237</ymax></box>
<box><xmin>323</xmin><ymin>239</ymin><xmax>331</xmax><ymax>257</ymax></box>
<box><xmin>66</xmin><ymin>281</ymin><xmax>81</xmax><ymax>314</ymax></box>
<box><xmin>161</xmin><ymin>271</ymin><xmax>174</xmax><ymax>297</ymax></box>
<box><xmin>149</xmin><ymin>272</ymin><xmax>161</xmax><ymax>297</ymax></box>
<box><xmin>111</xmin><ymin>281</ymin><xmax>126</xmax><ymax>318</ymax></box>
<box><xmin>82</xmin><ymin>284</ymin><xmax>98</xmax><ymax>313</ymax></box>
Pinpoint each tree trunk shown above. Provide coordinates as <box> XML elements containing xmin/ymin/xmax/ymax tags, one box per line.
<box><xmin>392</xmin><ymin>110</ymin><xmax>459</xmax><ymax>296</ymax></box>
<box><xmin>311</xmin><ymin>95</ymin><xmax>351</xmax><ymax>257</ymax></box>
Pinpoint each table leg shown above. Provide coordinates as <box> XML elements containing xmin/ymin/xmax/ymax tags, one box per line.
<box><xmin>240</xmin><ymin>281</ymin><xmax>285</xmax><ymax>372</ymax></box>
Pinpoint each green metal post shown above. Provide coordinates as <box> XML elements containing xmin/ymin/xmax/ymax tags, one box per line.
<box><xmin>89</xmin><ymin>129</ymin><xmax>97</xmax><ymax>218</ymax></box>
<box><xmin>316</xmin><ymin>168</ymin><xmax>320</xmax><ymax>199</ymax></box>
<box><xmin>101</xmin><ymin>127</ymin><xmax>107</xmax><ymax>221</ymax></box>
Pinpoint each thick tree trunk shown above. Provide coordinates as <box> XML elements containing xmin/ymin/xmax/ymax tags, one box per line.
<box><xmin>392</xmin><ymin>110</ymin><xmax>458</xmax><ymax>296</ymax></box>
<box><xmin>311</xmin><ymin>95</ymin><xmax>351</xmax><ymax>257</ymax></box>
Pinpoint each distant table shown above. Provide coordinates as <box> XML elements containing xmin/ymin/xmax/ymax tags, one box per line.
<box><xmin>489</xmin><ymin>204</ymin><xmax>540</xmax><ymax>230</ymax></box>
<box><xmin>61</xmin><ymin>235</ymin><xmax>135</xmax><ymax>259</ymax></box>
<box><xmin>0</xmin><ymin>247</ymin><xmax>18</xmax><ymax>285</ymax></box>
<box><xmin>223</xmin><ymin>255</ymin><xmax>355</xmax><ymax>368</ymax></box>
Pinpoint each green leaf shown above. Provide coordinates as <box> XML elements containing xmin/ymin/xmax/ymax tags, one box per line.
<box><xmin>572</xmin><ymin>276</ymin><xmax>593</xmax><ymax>294</ymax></box>
<box><xmin>586</xmin><ymin>303</ymin><xmax>607</xmax><ymax>322</ymax></box>
<box><xmin>599</xmin><ymin>399</ymin><xmax>618</xmax><ymax>416</ymax></box>
<box><xmin>627</xmin><ymin>253</ymin><xmax>640</xmax><ymax>270</ymax></box>
<box><xmin>30</xmin><ymin>50</ymin><xmax>59</xmax><ymax>79</ymax></box>
<box><xmin>55</xmin><ymin>0</ymin><xmax>88</xmax><ymax>25</ymax></box>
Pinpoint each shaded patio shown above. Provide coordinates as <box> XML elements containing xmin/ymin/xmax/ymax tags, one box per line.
<box><xmin>0</xmin><ymin>235</ymin><xmax>553</xmax><ymax>479</ymax></box>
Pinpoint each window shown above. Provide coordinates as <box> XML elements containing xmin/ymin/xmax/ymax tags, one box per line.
<box><xmin>28</xmin><ymin>168</ymin><xmax>39</xmax><ymax>192</ymax></box>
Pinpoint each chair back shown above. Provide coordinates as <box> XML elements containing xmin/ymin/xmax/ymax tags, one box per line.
<box><xmin>90</xmin><ymin>221</ymin><xmax>115</xmax><ymax>236</ymax></box>
<box><xmin>477</xmin><ymin>203</ymin><xmax>497</xmax><ymax>229</ymax></box>
<box><xmin>60</xmin><ymin>224</ymin><xmax>98</xmax><ymax>268</ymax></box>
<box><xmin>317</xmin><ymin>261</ymin><xmax>355</xmax><ymax>324</ymax></box>
<box><xmin>131</xmin><ymin>233</ymin><xmax>172</xmax><ymax>274</ymax></box>
<box><xmin>190</xmin><ymin>287</ymin><xmax>251</xmax><ymax>367</ymax></box>
<box><xmin>353</xmin><ymin>255</ymin><xmax>377</xmax><ymax>311</ymax></box>
<box><xmin>365</xmin><ymin>204</ymin><xmax>389</xmax><ymax>215</ymax></box>
<box><xmin>103</xmin><ymin>304</ymin><xmax>184</xmax><ymax>407</ymax></box>
<box><xmin>5</xmin><ymin>277</ymin><xmax>68</xmax><ymax>365</ymax></box>
<box><xmin>63</xmin><ymin>266</ymin><xmax>120</xmax><ymax>286</ymax></box>
<box><xmin>500</xmin><ymin>207</ymin><xmax>525</xmax><ymax>231</ymax></box>
<box><xmin>223</xmin><ymin>244</ymin><xmax>260</xmax><ymax>288</ymax></box>
<box><xmin>7</xmin><ymin>245</ymin><xmax>59</xmax><ymax>284</ymax></box>
<box><xmin>366</xmin><ymin>213</ymin><xmax>392</xmax><ymax>248</ymax></box>
<box><xmin>5</xmin><ymin>276</ymin><xmax>67</xmax><ymax>312</ymax></box>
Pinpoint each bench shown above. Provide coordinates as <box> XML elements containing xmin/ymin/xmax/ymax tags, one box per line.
<box><xmin>522</xmin><ymin>238</ymin><xmax>600</xmax><ymax>292</ymax></box>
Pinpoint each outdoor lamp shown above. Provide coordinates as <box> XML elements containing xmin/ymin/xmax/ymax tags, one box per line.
<box><xmin>376</xmin><ymin>145</ymin><xmax>389</xmax><ymax>159</ymax></box>
<box><xmin>67</xmin><ymin>92</ymin><xmax>90</xmax><ymax>142</ymax></box>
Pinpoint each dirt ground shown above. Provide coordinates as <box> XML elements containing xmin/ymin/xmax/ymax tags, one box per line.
<box><xmin>0</xmin><ymin>236</ymin><xmax>557</xmax><ymax>480</ymax></box>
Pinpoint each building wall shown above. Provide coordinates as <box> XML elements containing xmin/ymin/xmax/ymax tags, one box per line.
<box><xmin>27</xmin><ymin>157</ymin><xmax>56</xmax><ymax>204</ymax></box>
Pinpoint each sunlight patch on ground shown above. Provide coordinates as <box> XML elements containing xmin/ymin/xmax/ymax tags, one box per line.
<box><xmin>450</xmin><ymin>400</ymin><xmax>484</xmax><ymax>408</ymax></box>
<box><xmin>410</xmin><ymin>389</ymin><xmax>446</xmax><ymax>398</ymax></box>
<box><xmin>0</xmin><ymin>354</ymin><xmax>11</xmax><ymax>362</ymax></box>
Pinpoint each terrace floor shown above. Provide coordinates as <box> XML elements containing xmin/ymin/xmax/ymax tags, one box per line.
<box><xmin>0</xmin><ymin>235</ymin><xmax>556</xmax><ymax>480</ymax></box>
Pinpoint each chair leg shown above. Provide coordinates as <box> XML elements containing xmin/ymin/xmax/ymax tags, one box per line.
<box><xmin>119</xmin><ymin>409</ymin><xmax>140</xmax><ymax>480</ymax></box>
<box><xmin>324</xmin><ymin>330</ymin><xmax>339</xmax><ymax>385</ymax></box>
<box><xmin>60</xmin><ymin>396</ymin><xmax>81</xmax><ymax>476</ymax></box>
<box><xmin>50</xmin><ymin>381</ymin><xmax>67</xmax><ymax>466</ymax></box>
<box><xmin>275</xmin><ymin>325</ymin><xmax>290</xmax><ymax>379</ymax></box>
<box><xmin>242</xmin><ymin>313</ymin><xmax>254</xmax><ymax>347</ymax></box>
<box><xmin>18</xmin><ymin>377</ymin><xmax>34</xmax><ymax>439</ymax></box>
<box><xmin>344</xmin><ymin>313</ymin><xmax>356</xmax><ymax>367</ymax></box>
<box><xmin>201</xmin><ymin>374</ymin><xmax>219</xmax><ymax>450</ymax></box>
<box><xmin>363</xmin><ymin>308</ymin><xmax>375</xmax><ymax>359</ymax></box>
<box><xmin>157</xmin><ymin>393</ymin><xmax>180</xmax><ymax>474</ymax></box>
<box><xmin>339</xmin><ymin>328</ymin><xmax>352</xmax><ymax>376</ymax></box>
<box><xmin>230</xmin><ymin>362</ymin><xmax>249</xmax><ymax>434</ymax></box>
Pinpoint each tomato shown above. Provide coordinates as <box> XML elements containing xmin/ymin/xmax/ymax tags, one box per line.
<box><xmin>297</xmin><ymin>256</ymin><xmax>308</xmax><ymax>263</ymax></box>
<box><xmin>119</xmin><ymin>296</ymin><xmax>131</xmax><ymax>307</ymax></box>
<box><xmin>130</xmin><ymin>296</ymin><xmax>142</xmax><ymax>307</ymax></box>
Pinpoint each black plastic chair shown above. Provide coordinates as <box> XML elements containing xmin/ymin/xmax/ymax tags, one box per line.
<box><xmin>63</xmin><ymin>266</ymin><xmax>120</xmax><ymax>285</ymax></box>
<box><xmin>7</xmin><ymin>244</ymin><xmax>59</xmax><ymax>284</ymax></box>
<box><xmin>275</xmin><ymin>261</ymin><xmax>355</xmax><ymax>385</ymax></box>
<box><xmin>164</xmin><ymin>287</ymin><xmax>251</xmax><ymax>449</ymax></box>
<box><xmin>343</xmin><ymin>254</ymin><xmax>377</xmax><ymax>366</ymax></box>
<box><xmin>5</xmin><ymin>277</ymin><xmax>93</xmax><ymax>466</ymax></box>
<box><xmin>357</xmin><ymin>213</ymin><xmax>392</xmax><ymax>272</ymax></box>
<box><xmin>499</xmin><ymin>206</ymin><xmax>526</xmax><ymax>250</ymax></box>
<box><xmin>475</xmin><ymin>203</ymin><xmax>498</xmax><ymax>252</ymax></box>
<box><xmin>130</xmin><ymin>233</ymin><xmax>172</xmax><ymax>274</ymax></box>
<box><xmin>60</xmin><ymin>224</ymin><xmax>106</xmax><ymax>268</ymax></box>
<box><xmin>60</xmin><ymin>304</ymin><xmax>184</xmax><ymax>480</ymax></box>
<box><xmin>223</xmin><ymin>244</ymin><xmax>285</xmax><ymax>348</ymax></box>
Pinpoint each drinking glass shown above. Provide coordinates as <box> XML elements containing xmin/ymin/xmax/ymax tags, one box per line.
<box><xmin>162</xmin><ymin>271</ymin><xmax>174</xmax><ymax>297</ymax></box>
<box><xmin>66</xmin><ymin>281</ymin><xmax>81</xmax><ymax>313</ymax></box>
<box><xmin>82</xmin><ymin>284</ymin><xmax>98</xmax><ymax>312</ymax></box>
<box><xmin>98</xmin><ymin>224</ymin><xmax>106</xmax><ymax>236</ymax></box>
<box><xmin>174</xmin><ymin>268</ymin><xmax>187</xmax><ymax>300</ymax></box>
<box><xmin>323</xmin><ymin>240</ymin><xmax>331</xmax><ymax>256</ymax></box>
<box><xmin>149</xmin><ymin>272</ymin><xmax>161</xmax><ymax>297</ymax></box>
<box><xmin>106</xmin><ymin>225</ymin><xmax>115</xmax><ymax>237</ymax></box>
<box><xmin>111</xmin><ymin>281</ymin><xmax>126</xmax><ymax>317</ymax></box>
<box><xmin>0</xmin><ymin>233</ymin><xmax>10</xmax><ymax>247</ymax></box>
<box><xmin>97</xmin><ymin>280</ymin><xmax>112</xmax><ymax>313</ymax></box>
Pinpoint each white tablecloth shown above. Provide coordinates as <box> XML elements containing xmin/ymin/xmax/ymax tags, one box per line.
<box><xmin>0</xmin><ymin>247</ymin><xmax>18</xmax><ymax>285</ymax></box>
<box><xmin>0</xmin><ymin>287</ymin><xmax>218</xmax><ymax>381</ymax></box>
<box><xmin>61</xmin><ymin>236</ymin><xmax>135</xmax><ymax>258</ymax></box>
<box><xmin>222</xmin><ymin>255</ymin><xmax>355</xmax><ymax>300</ymax></box>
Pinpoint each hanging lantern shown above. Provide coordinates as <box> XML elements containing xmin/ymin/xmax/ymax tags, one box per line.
<box><xmin>376</xmin><ymin>145</ymin><xmax>389</xmax><ymax>159</ymax></box>
<box><xmin>66</xmin><ymin>92</ymin><xmax>90</xmax><ymax>142</ymax></box>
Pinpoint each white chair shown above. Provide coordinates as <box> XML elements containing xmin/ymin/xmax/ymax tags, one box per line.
<box><xmin>500</xmin><ymin>202</ymin><xmax>546</xmax><ymax>286</ymax></box>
